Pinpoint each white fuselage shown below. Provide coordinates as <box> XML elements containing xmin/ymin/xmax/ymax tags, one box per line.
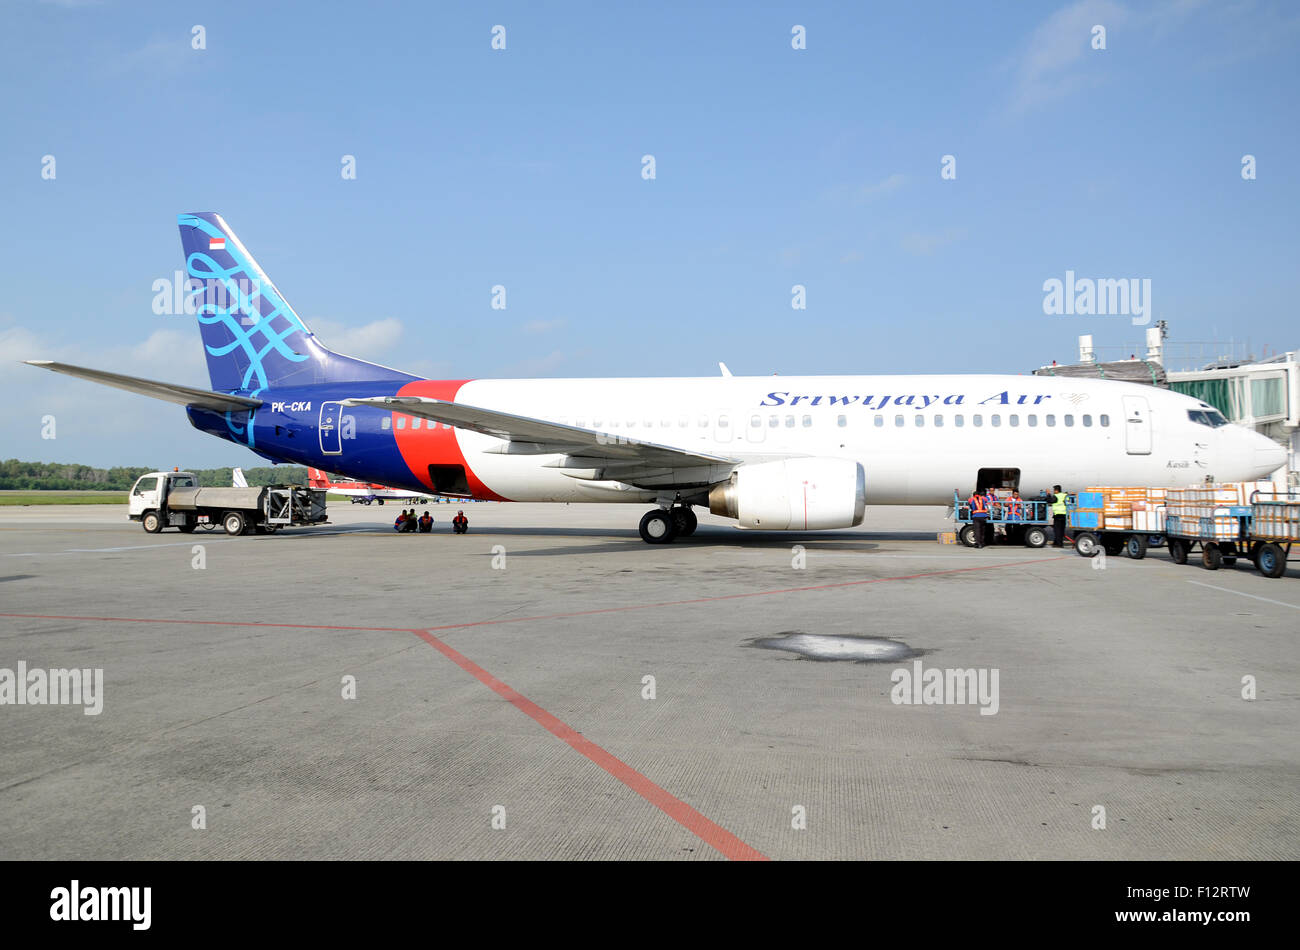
<box><xmin>444</xmin><ymin>374</ymin><xmax>1284</xmax><ymax>504</ymax></box>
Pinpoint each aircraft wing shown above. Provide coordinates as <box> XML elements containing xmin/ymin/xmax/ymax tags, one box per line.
<box><xmin>25</xmin><ymin>361</ymin><xmax>263</xmax><ymax>413</ymax></box>
<box><xmin>343</xmin><ymin>395</ymin><xmax>741</xmax><ymax>488</ymax></box>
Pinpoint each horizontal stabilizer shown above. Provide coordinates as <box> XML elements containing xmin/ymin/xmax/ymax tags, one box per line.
<box><xmin>24</xmin><ymin>361</ymin><xmax>263</xmax><ymax>412</ymax></box>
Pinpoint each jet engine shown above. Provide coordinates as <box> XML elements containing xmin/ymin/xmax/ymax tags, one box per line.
<box><xmin>708</xmin><ymin>458</ymin><xmax>866</xmax><ymax>530</ymax></box>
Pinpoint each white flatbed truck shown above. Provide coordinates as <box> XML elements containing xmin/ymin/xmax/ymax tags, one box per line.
<box><xmin>128</xmin><ymin>470</ymin><xmax>328</xmax><ymax>535</ymax></box>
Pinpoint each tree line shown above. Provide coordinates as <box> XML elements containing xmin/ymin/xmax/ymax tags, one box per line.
<box><xmin>0</xmin><ymin>459</ymin><xmax>307</xmax><ymax>491</ymax></box>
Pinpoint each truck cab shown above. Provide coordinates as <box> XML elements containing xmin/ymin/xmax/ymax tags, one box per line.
<box><xmin>128</xmin><ymin>471</ymin><xmax>197</xmax><ymax>524</ymax></box>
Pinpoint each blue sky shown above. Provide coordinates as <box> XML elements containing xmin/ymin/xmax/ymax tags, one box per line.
<box><xmin>2</xmin><ymin>0</ymin><xmax>1298</xmax><ymax>467</ymax></box>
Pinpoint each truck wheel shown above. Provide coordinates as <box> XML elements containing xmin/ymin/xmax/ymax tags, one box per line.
<box><xmin>142</xmin><ymin>510</ymin><xmax>163</xmax><ymax>534</ymax></box>
<box><xmin>1126</xmin><ymin>534</ymin><xmax>1147</xmax><ymax>559</ymax></box>
<box><xmin>1103</xmin><ymin>536</ymin><xmax>1124</xmax><ymax>557</ymax></box>
<box><xmin>1024</xmin><ymin>526</ymin><xmax>1047</xmax><ymax>548</ymax></box>
<box><xmin>1073</xmin><ymin>532</ymin><xmax>1100</xmax><ymax>558</ymax></box>
<box><xmin>223</xmin><ymin>511</ymin><xmax>246</xmax><ymax>536</ymax></box>
<box><xmin>959</xmin><ymin>524</ymin><xmax>978</xmax><ymax>547</ymax></box>
<box><xmin>1256</xmin><ymin>543</ymin><xmax>1287</xmax><ymax>579</ymax></box>
<box><xmin>1169</xmin><ymin>539</ymin><xmax>1188</xmax><ymax>564</ymax></box>
<box><xmin>1202</xmin><ymin>544</ymin><xmax>1223</xmax><ymax>571</ymax></box>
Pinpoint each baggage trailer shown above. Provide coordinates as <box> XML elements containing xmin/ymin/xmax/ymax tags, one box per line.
<box><xmin>1068</xmin><ymin>488</ymin><xmax>1166</xmax><ymax>561</ymax></box>
<box><xmin>128</xmin><ymin>470</ymin><xmax>328</xmax><ymax>536</ymax></box>
<box><xmin>1243</xmin><ymin>490</ymin><xmax>1298</xmax><ymax>579</ymax></box>
<box><xmin>950</xmin><ymin>490</ymin><xmax>1052</xmax><ymax>548</ymax></box>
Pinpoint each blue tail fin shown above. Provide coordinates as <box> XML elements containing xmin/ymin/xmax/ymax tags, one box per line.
<box><xmin>177</xmin><ymin>213</ymin><xmax>413</xmax><ymax>393</ymax></box>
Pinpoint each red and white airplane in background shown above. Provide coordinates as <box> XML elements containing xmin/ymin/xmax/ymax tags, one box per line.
<box><xmin>305</xmin><ymin>468</ymin><xmax>429</xmax><ymax>505</ymax></box>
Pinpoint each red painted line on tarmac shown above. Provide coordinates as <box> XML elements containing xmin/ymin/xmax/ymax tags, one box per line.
<box><xmin>0</xmin><ymin>555</ymin><xmax>1066</xmax><ymax>860</ymax></box>
<box><xmin>410</xmin><ymin>627</ymin><xmax>768</xmax><ymax>861</ymax></box>
<box><xmin>0</xmin><ymin>555</ymin><xmax>1068</xmax><ymax>634</ymax></box>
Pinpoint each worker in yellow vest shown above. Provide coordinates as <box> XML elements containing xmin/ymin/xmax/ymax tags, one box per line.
<box><xmin>1050</xmin><ymin>484</ymin><xmax>1070</xmax><ymax>548</ymax></box>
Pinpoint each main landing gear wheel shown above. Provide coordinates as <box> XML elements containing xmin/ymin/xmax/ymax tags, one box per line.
<box><xmin>639</xmin><ymin>509</ymin><xmax>678</xmax><ymax>544</ymax></box>
<box><xmin>672</xmin><ymin>507</ymin><xmax>698</xmax><ymax>537</ymax></box>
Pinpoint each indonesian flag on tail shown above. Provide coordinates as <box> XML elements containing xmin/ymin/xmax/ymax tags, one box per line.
<box><xmin>209</xmin><ymin>236</ymin><xmax>226</xmax><ymax>250</ymax></box>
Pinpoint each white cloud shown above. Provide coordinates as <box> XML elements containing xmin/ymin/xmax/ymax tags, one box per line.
<box><xmin>859</xmin><ymin>173</ymin><xmax>907</xmax><ymax>200</ymax></box>
<box><xmin>1007</xmin><ymin>0</ymin><xmax>1129</xmax><ymax>113</ymax></box>
<box><xmin>305</xmin><ymin>316</ymin><xmax>404</xmax><ymax>362</ymax></box>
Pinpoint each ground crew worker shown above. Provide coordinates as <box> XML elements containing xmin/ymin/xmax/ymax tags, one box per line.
<box><xmin>1050</xmin><ymin>484</ymin><xmax>1069</xmax><ymax>547</ymax></box>
<box><xmin>984</xmin><ymin>486</ymin><xmax>1000</xmax><ymax>520</ymax></box>
<box><xmin>417</xmin><ymin>510</ymin><xmax>434</xmax><ymax>533</ymax></box>
<box><xmin>1007</xmin><ymin>490</ymin><xmax>1024</xmax><ymax>521</ymax></box>
<box><xmin>394</xmin><ymin>509</ymin><xmax>407</xmax><ymax>532</ymax></box>
<box><xmin>968</xmin><ymin>488</ymin><xmax>989</xmax><ymax>548</ymax></box>
<box><xmin>452</xmin><ymin>510</ymin><xmax>469</xmax><ymax>534</ymax></box>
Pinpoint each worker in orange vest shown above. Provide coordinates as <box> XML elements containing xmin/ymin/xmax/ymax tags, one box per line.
<box><xmin>968</xmin><ymin>489</ymin><xmax>989</xmax><ymax>548</ymax></box>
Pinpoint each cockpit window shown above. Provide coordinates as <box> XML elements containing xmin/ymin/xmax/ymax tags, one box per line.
<box><xmin>1187</xmin><ymin>408</ymin><xmax>1228</xmax><ymax>428</ymax></box>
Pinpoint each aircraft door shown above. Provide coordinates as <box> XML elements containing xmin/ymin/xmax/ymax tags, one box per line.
<box><xmin>319</xmin><ymin>401</ymin><xmax>343</xmax><ymax>455</ymax></box>
<box><xmin>1122</xmin><ymin>395</ymin><xmax>1152</xmax><ymax>455</ymax></box>
<box><xmin>713</xmin><ymin>411</ymin><xmax>733</xmax><ymax>444</ymax></box>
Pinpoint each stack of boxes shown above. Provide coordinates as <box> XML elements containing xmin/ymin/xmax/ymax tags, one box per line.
<box><xmin>1070</xmin><ymin>491</ymin><xmax>1104</xmax><ymax>530</ymax></box>
<box><xmin>1077</xmin><ymin>483</ymin><xmax>1290</xmax><ymax>538</ymax></box>
<box><xmin>1250</xmin><ymin>490</ymin><xmax>1300</xmax><ymax>541</ymax></box>
<box><xmin>1131</xmin><ymin>487</ymin><xmax>1167</xmax><ymax>534</ymax></box>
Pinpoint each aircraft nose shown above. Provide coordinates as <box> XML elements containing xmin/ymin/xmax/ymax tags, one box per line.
<box><xmin>1253</xmin><ymin>434</ymin><xmax>1286</xmax><ymax>476</ymax></box>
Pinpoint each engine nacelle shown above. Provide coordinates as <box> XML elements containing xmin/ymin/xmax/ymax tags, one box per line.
<box><xmin>708</xmin><ymin>458</ymin><xmax>866</xmax><ymax>530</ymax></box>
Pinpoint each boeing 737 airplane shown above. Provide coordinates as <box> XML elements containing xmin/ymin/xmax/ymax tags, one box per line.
<box><xmin>27</xmin><ymin>213</ymin><xmax>1287</xmax><ymax>543</ymax></box>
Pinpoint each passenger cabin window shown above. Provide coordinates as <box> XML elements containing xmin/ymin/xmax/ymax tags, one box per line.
<box><xmin>954</xmin><ymin>414</ymin><xmax>964</xmax><ymax>427</ymax></box>
<box><xmin>802</xmin><ymin>415</ymin><xmax>812</xmax><ymax>428</ymax></box>
<box><xmin>1028</xmin><ymin>415</ymin><xmax>1037</xmax><ymax>427</ymax></box>
<box><xmin>381</xmin><ymin>417</ymin><xmax>391</xmax><ymax>430</ymax></box>
<box><xmin>934</xmin><ymin>414</ymin><xmax>944</xmax><ymax>427</ymax></box>
<box><xmin>785</xmin><ymin>415</ymin><xmax>795</xmax><ymax>428</ymax></box>
<box><xmin>750</xmin><ymin>415</ymin><xmax>761</xmax><ymax>428</ymax></box>
<box><xmin>718</xmin><ymin>415</ymin><xmax>729</xmax><ymax>428</ymax></box>
<box><xmin>1100</xmin><ymin>414</ymin><xmax>1110</xmax><ymax>427</ymax></box>
<box><xmin>411</xmin><ymin>418</ymin><xmax>422</xmax><ymax>429</ymax></box>
<box><xmin>894</xmin><ymin>415</ymin><xmax>904</xmax><ymax>427</ymax></box>
<box><xmin>1187</xmin><ymin>408</ymin><xmax>1228</xmax><ymax>428</ymax></box>
<box><xmin>396</xmin><ymin>417</ymin><xmax>406</xmax><ymax>429</ymax></box>
<box><xmin>1064</xmin><ymin>414</ymin><xmax>1074</xmax><ymax>427</ymax></box>
<box><xmin>874</xmin><ymin>415</ymin><xmax>884</xmax><ymax>427</ymax></box>
<box><xmin>991</xmin><ymin>414</ymin><xmax>1001</xmax><ymax>427</ymax></box>
<box><xmin>769</xmin><ymin>415</ymin><xmax>779</xmax><ymax>428</ymax></box>
<box><xmin>1009</xmin><ymin>414</ymin><xmax>1019</xmax><ymax>427</ymax></box>
<box><xmin>837</xmin><ymin>415</ymin><xmax>847</xmax><ymax>427</ymax></box>
<box><xmin>973</xmin><ymin>414</ymin><xmax>983</xmax><ymax>427</ymax></box>
<box><xmin>1046</xmin><ymin>415</ymin><xmax>1056</xmax><ymax>427</ymax></box>
<box><xmin>915</xmin><ymin>415</ymin><xmax>924</xmax><ymax>427</ymax></box>
<box><xmin>1082</xmin><ymin>414</ymin><xmax>1092</xmax><ymax>427</ymax></box>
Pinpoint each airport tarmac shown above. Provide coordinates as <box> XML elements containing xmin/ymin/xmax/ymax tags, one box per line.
<box><xmin>1</xmin><ymin>501</ymin><xmax>1297</xmax><ymax>860</ymax></box>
